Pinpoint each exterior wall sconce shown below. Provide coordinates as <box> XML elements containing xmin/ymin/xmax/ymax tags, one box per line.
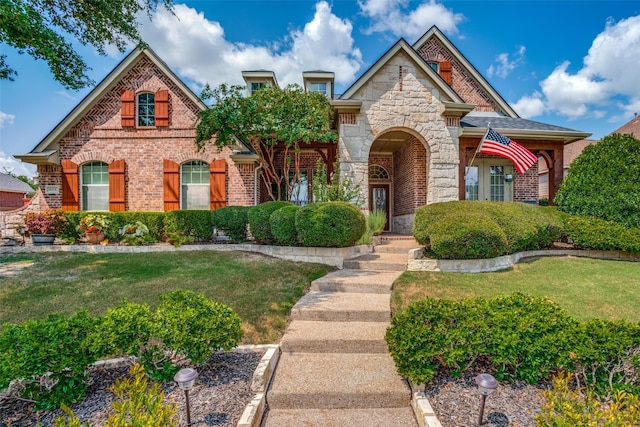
<box><xmin>174</xmin><ymin>367</ymin><xmax>198</xmax><ymax>426</ymax></box>
<box><xmin>476</xmin><ymin>373</ymin><xmax>498</xmax><ymax>426</ymax></box>
<box><xmin>19</xmin><ymin>224</ymin><xmax>26</xmax><ymax>246</ymax></box>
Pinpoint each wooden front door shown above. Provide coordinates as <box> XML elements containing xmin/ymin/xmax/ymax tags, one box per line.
<box><xmin>370</xmin><ymin>184</ymin><xmax>390</xmax><ymax>231</ymax></box>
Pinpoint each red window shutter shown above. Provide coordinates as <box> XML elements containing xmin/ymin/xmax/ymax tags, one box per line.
<box><xmin>210</xmin><ymin>159</ymin><xmax>227</xmax><ymax>210</ymax></box>
<box><xmin>163</xmin><ymin>159</ymin><xmax>180</xmax><ymax>211</ymax></box>
<box><xmin>439</xmin><ymin>61</ymin><xmax>452</xmax><ymax>85</ymax></box>
<box><xmin>61</xmin><ymin>159</ymin><xmax>79</xmax><ymax>211</ymax></box>
<box><xmin>155</xmin><ymin>89</ymin><xmax>169</xmax><ymax>127</ymax></box>
<box><xmin>121</xmin><ymin>90</ymin><xmax>135</xmax><ymax>127</ymax></box>
<box><xmin>109</xmin><ymin>159</ymin><xmax>126</xmax><ymax>211</ymax></box>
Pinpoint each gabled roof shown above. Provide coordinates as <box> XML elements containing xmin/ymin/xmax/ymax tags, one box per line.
<box><xmin>412</xmin><ymin>26</ymin><xmax>519</xmax><ymax>118</ymax></box>
<box><xmin>609</xmin><ymin>115</ymin><xmax>640</xmax><ymax>138</ymax></box>
<box><xmin>0</xmin><ymin>174</ymin><xmax>33</xmax><ymax>193</ymax></box>
<box><xmin>339</xmin><ymin>38</ymin><xmax>464</xmax><ymax>103</ymax></box>
<box><xmin>19</xmin><ymin>47</ymin><xmax>206</xmax><ymax>158</ymax></box>
<box><xmin>461</xmin><ymin>114</ymin><xmax>591</xmax><ymax>143</ymax></box>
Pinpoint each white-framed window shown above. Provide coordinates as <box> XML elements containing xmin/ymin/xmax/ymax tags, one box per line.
<box><xmin>309</xmin><ymin>82</ymin><xmax>327</xmax><ymax>95</ymax></box>
<box><xmin>289</xmin><ymin>170</ymin><xmax>309</xmax><ymax>206</ymax></box>
<box><xmin>368</xmin><ymin>164</ymin><xmax>390</xmax><ymax>181</ymax></box>
<box><xmin>181</xmin><ymin>160</ymin><xmax>210</xmax><ymax>210</ymax></box>
<box><xmin>465</xmin><ymin>159</ymin><xmax>513</xmax><ymax>202</ymax></box>
<box><xmin>81</xmin><ymin>161</ymin><xmax>109</xmax><ymax>211</ymax></box>
<box><xmin>250</xmin><ymin>82</ymin><xmax>267</xmax><ymax>95</ymax></box>
<box><xmin>137</xmin><ymin>92</ymin><xmax>155</xmax><ymax>126</ymax></box>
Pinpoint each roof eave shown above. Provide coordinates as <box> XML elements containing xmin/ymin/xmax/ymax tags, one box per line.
<box><xmin>14</xmin><ymin>150</ymin><xmax>60</xmax><ymax>165</ymax></box>
<box><xmin>461</xmin><ymin>127</ymin><xmax>593</xmax><ymax>144</ymax></box>
<box><xmin>331</xmin><ymin>100</ymin><xmax>362</xmax><ymax>113</ymax></box>
<box><xmin>442</xmin><ymin>101</ymin><xmax>476</xmax><ymax>117</ymax></box>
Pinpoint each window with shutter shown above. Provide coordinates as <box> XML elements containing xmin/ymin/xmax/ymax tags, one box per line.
<box><xmin>181</xmin><ymin>160</ymin><xmax>210</xmax><ymax>209</ymax></box>
<box><xmin>81</xmin><ymin>161</ymin><xmax>109</xmax><ymax>211</ymax></box>
<box><xmin>137</xmin><ymin>92</ymin><xmax>155</xmax><ymax>126</ymax></box>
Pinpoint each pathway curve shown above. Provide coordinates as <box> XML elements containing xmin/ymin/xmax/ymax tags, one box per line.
<box><xmin>262</xmin><ymin>237</ymin><xmax>420</xmax><ymax>426</ymax></box>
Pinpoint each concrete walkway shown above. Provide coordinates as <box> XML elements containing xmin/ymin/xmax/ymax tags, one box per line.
<box><xmin>263</xmin><ymin>237</ymin><xmax>420</xmax><ymax>426</ymax></box>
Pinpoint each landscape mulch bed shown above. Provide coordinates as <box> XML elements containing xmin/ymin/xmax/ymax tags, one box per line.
<box><xmin>0</xmin><ymin>350</ymin><xmax>263</xmax><ymax>427</ymax></box>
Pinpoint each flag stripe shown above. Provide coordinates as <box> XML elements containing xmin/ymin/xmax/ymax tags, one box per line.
<box><xmin>478</xmin><ymin>128</ymin><xmax>537</xmax><ymax>174</ymax></box>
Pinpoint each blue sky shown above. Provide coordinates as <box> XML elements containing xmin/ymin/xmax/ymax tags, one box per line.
<box><xmin>1</xmin><ymin>0</ymin><xmax>639</xmax><ymax>177</ymax></box>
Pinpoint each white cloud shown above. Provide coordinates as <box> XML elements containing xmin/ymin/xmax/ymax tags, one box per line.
<box><xmin>358</xmin><ymin>0</ymin><xmax>464</xmax><ymax>40</ymax></box>
<box><xmin>513</xmin><ymin>92</ymin><xmax>545</xmax><ymax>118</ymax></box>
<box><xmin>137</xmin><ymin>2</ymin><xmax>362</xmax><ymax>89</ymax></box>
<box><xmin>0</xmin><ymin>111</ymin><xmax>15</xmax><ymax>129</ymax></box>
<box><xmin>514</xmin><ymin>15</ymin><xmax>640</xmax><ymax>120</ymax></box>
<box><xmin>487</xmin><ymin>45</ymin><xmax>525</xmax><ymax>79</ymax></box>
<box><xmin>0</xmin><ymin>150</ymin><xmax>37</xmax><ymax>177</ymax></box>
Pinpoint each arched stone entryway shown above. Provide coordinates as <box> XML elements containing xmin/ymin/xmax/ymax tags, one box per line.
<box><xmin>367</xmin><ymin>128</ymin><xmax>429</xmax><ymax>234</ymax></box>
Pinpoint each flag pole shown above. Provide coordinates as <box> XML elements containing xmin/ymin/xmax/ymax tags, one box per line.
<box><xmin>466</xmin><ymin>123</ymin><xmax>491</xmax><ymax>178</ymax></box>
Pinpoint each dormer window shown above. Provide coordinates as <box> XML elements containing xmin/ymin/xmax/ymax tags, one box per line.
<box><xmin>250</xmin><ymin>82</ymin><xmax>268</xmax><ymax>93</ymax></box>
<box><xmin>309</xmin><ymin>82</ymin><xmax>327</xmax><ymax>96</ymax></box>
<box><xmin>137</xmin><ymin>92</ymin><xmax>155</xmax><ymax>127</ymax></box>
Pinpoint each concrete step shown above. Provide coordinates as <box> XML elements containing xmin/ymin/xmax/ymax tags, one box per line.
<box><xmin>279</xmin><ymin>320</ymin><xmax>389</xmax><ymax>353</ymax></box>
<box><xmin>343</xmin><ymin>253</ymin><xmax>408</xmax><ymax>271</ymax></box>
<box><xmin>311</xmin><ymin>270</ymin><xmax>402</xmax><ymax>294</ymax></box>
<box><xmin>267</xmin><ymin>352</ymin><xmax>411</xmax><ymax>409</ymax></box>
<box><xmin>291</xmin><ymin>291</ymin><xmax>390</xmax><ymax>322</ymax></box>
<box><xmin>374</xmin><ymin>241</ymin><xmax>420</xmax><ymax>254</ymax></box>
<box><xmin>263</xmin><ymin>407</ymin><xmax>417</xmax><ymax>426</ymax></box>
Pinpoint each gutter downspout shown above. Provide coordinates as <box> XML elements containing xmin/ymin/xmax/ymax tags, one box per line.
<box><xmin>254</xmin><ymin>165</ymin><xmax>262</xmax><ymax>206</ymax></box>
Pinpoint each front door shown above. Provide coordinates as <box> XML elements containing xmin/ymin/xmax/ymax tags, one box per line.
<box><xmin>370</xmin><ymin>184</ymin><xmax>390</xmax><ymax>231</ymax></box>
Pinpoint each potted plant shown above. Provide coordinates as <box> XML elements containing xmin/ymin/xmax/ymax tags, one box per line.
<box><xmin>24</xmin><ymin>209</ymin><xmax>69</xmax><ymax>245</ymax></box>
<box><xmin>78</xmin><ymin>214</ymin><xmax>110</xmax><ymax>244</ymax></box>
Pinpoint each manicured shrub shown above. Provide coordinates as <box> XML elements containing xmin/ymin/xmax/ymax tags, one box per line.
<box><xmin>0</xmin><ymin>311</ymin><xmax>100</xmax><ymax>409</ymax></box>
<box><xmin>91</xmin><ymin>301</ymin><xmax>155</xmax><ymax>357</ymax></box>
<box><xmin>296</xmin><ymin>202</ymin><xmax>366</xmax><ymax>247</ymax></box>
<box><xmin>413</xmin><ymin>201</ymin><xmax>564</xmax><ymax>259</ymax></box>
<box><xmin>386</xmin><ymin>293</ymin><xmax>580</xmax><ymax>385</ymax></box>
<box><xmin>565</xmin><ymin>215</ymin><xmax>640</xmax><ymax>252</ymax></box>
<box><xmin>211</xmin><ymin>206</ymin><xmax>250</xmax><ymax>242</ymax></box>
<box><xmin>555</xmin><ymin>133</ymin><xmax>640</xmax><ymax>228</ymax></box>
<box><xmin>163</xmin><ymin>210</ymin><xmax>213</xmax><ymax>241</ymax></box>
<box><xmin>248</xmin><ymin>201</ymin><xmax>293</xmax><ymax>244</ymax></box>
<box><xmin>270</xmin><ymin>205</ymin><xmax>300</xmax><ymax>246</ymax></box>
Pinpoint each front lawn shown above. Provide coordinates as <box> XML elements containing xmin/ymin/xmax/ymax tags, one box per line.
<box><xmin>392</xmin><ymin>256</ymin><xmax>640</xmax><ymax>322</ymax></box>
<box><xmin>0</xmin><ymin>251</ymin><xmax>333</xmax><ymax>343</ymax></box>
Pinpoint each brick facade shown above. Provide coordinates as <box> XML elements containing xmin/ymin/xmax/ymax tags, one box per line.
<box><xmin>0</xmin><ymin>192</ymin><xmax>27</xmax><ymax>211</ymax></box>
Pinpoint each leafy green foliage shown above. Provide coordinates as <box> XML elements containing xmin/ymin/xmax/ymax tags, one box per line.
<box><xmin>555</xmin><ymin>133</ymin><xmax>640</xmax><ymax>228</ymax></box>
<box><xmin>413</xmin><ymin>201</ymin><xmax>563</xmax><ymax>259</ymax></box>
<box><xmin>195</xmin><ymin>84</ymin><xmax>337</xmax><ymax>201</ymax></box>
<box><xmin>166</xmin><ymin>232</ymin><xmax>194</xmax><ymax>247</ymax></box>
<box><xmin>356</xmin><ymin>210</ymin><xmax>388</xmax><ymax>245</ymax></box>
<box><xmin>565</xmin><ymin>215</ymin><xmax>640</xmax><ymax>252</ymax></box>
<box><xmin>53</xmin><ymin>404</ymin><xmax>90</xmax><ymax>426</ymax></box>
<box><xmin>24</xmin><ymin>208</ymin><xmax>68</xmax><ymax>235</ymax></box>
<box><xmin>0</xmin><ymin>311</ymin><xmax>100</xmax><ymax>409</ymax></box>
<box><xmin>270</xmin><ymin>205</ymin><xmax>300</xmax><ymax>246</ymax></box>
<box><xmin>105</xmin><ymin>363</ymin><xmax>177</xmax><ymax>427</ymax></box>
<box><xmin>248</xmin><ymin>201</ymin><xmax>293</xmax><ymax>244</ymax></box>
<box><xmin>0</xmin><ymin>0</ymin><xmax>172</xmax><ymax>89</ymax></box>
<box><xmin>211</xmin><ymin>206</ymin><xmax>249</xmax><ymax>242</ymax></box>
<box><xmin>386</xmin><ymin>293</ymin><xmax>580</xmax><ymax>385</ymax></box>
<box><xmin>64</xmin><ymin>212</ymin><xmax>165</xmax><ymax>240</ymax></box>
<box><xmin>535</xmin><ymin>373</ymin><xmax>640</xmax><ymax>426</ymax></box>
<box><xmin>121</xmin><ymin>221</ymin><xmax>157</xmax><ymax>246</ymax></box>
<box><xmin>163</xmin><ymin>210</ymin><xmax>214</xmax><ymax>241</ymax></box>
<box><xmin>387</xmin><ymin>293</ymin><xmax>640</xmax><ymax>395</ymax></box>
<box><xmin>311</xmin><ymin>159</ymin><xmax>365</xmax><ymax>205</ymax></box>
<box><xmin>296</xmin><ymin>202</ymin><xmax>366</xmax><ymax>247</ymax></box>
<box><xmin>91</xmin><ymin>301</ymin><xmax>155</xmax><ymax>357</ymax></box>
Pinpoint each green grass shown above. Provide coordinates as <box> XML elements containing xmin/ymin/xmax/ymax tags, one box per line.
<box><xmin>0</xmin><ymin>251</ymin><xmax>333</xmax><ymax>344</ymax></box>
<box><xmin>392</xmin><ymin>256</ymin><xmax>640</xmax><ymax>322</ymax></box>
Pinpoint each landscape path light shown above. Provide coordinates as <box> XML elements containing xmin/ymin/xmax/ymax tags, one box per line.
<box><xmin>174</xmin><ymin>367</ymin><xmax>198</xmax><ymax>426</ymax></box>
<box><xmin>475</xmin><ymin>373</ymin><xmax>498</xmax><ymax>426</ymax></box>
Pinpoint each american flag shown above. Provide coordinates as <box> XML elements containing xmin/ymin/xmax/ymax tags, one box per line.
<box><xmin>478</xmin><ymin>128</ymin><xmax>538</xmax><ymax>174</ymax></box>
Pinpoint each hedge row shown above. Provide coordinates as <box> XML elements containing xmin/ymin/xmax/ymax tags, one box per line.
<box><xmin>386</xmin><ymin>293</ymin><xmax>640</xmax><ymax>396</ymax></box>
<box><xmin>564</xmin><ymin>215</ymin><xmax>640</xmax><ymax>253</ymax></box>
<box><xmin>0</xmin><ymin>291</ymin><xmax>242</xmax><ymax>409</ymax></box>
<box><xmin>413</xmin><ymin>201</ymin><xmax>564</xmax><ymax>259</ymax></box>
<box><xmin>60</xmin><ymin>201</ymin><xmax>365</xmax><ymax>248</ymax></box>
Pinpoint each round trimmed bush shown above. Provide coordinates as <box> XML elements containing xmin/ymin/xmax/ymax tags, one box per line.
<box><xmin>555</xmin><ymin>133</ymin><xmax>640</xmax><ymax>228</ymax></box>
<box><xmin>248</xmin><ymin>201</ymin><xmax>293</xmax><ymax>244</ymax></box>
<box><xmin>296</xmin><ymin>202</ymin><xmax>366</xmax><ymax>247</ymax></box>
<box><xmin>211</xmin><ymin>206</ymin><xmax>250</xmax><ymax>242</ymax></box>
<box><xmin>270</xmin><ymin>205</ymin><xmax>300</xmax><ymax>246</ymax></box>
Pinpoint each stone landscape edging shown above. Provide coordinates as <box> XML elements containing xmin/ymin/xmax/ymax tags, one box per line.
<box><xmin>407</xmin><ymin>248</ymin><xmax>640</xmax><ymax>273</ymax></box>
<box><xmin>0</xmin><ymin>243</ymin><xmax>374</xmax><ymax>268</ymax></box>
<box><xmin>237</xmin><ymin>345</ymin><xmax>280</xmax><ymax>427</ymax></box>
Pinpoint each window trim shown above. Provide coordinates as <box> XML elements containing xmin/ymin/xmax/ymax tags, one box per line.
<box><xmin>80</xmin><ymin>161</ymin><xmax>109</xmax><ymax>211</ymax></box>
<box><xmin>180</xmin><ymin>160</ymin><xmax>211</xmax><ymax>210</ymax></box>
<box><xmin>137</xmin><ymin>92</ymin><xmax>155</xmax><ymax>127</ymax></box>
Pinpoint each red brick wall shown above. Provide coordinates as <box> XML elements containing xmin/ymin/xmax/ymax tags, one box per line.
<box><xmin>39</xmin><ymin>57</ymin><xmax>255</xmax><ymax>211</ymax></box>
<box><xmin>514</xmin><ymin>164</ymin><xmax>539</xmax><ymax>202</ymax></box>
<box><xmin>393</xmin><ymin>138</ymin><xmax>427</xmax><ymax>216</ymax></box>
<box><xmin>0</xmin><ymin>192</ymin><xmax>26</xmax><ymax>210</ymax></box>
<box><xmin>368</xmin><ymin>154</ymin><xmax>393</xmax><ymax>181</ymax></box>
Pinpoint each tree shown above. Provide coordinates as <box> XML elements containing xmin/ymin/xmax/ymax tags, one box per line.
<box><xmin>13</xmin><ymin>174</ymin><xmax>37</xmax><ymax>197</ymax></box>
<box><xmin>195</xmin><ymin>83</ymin><xmax>337</xmax><ymax>202</ymax></box>
<box><xmin>554</xmin><ymin>133</ymin><xmax>640</xmax><ymax>228</ymax></box>
<box><xmin>0</xmin><ymin>0</ymin><xmax>172</xmax><ymax>90</ymax></box>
